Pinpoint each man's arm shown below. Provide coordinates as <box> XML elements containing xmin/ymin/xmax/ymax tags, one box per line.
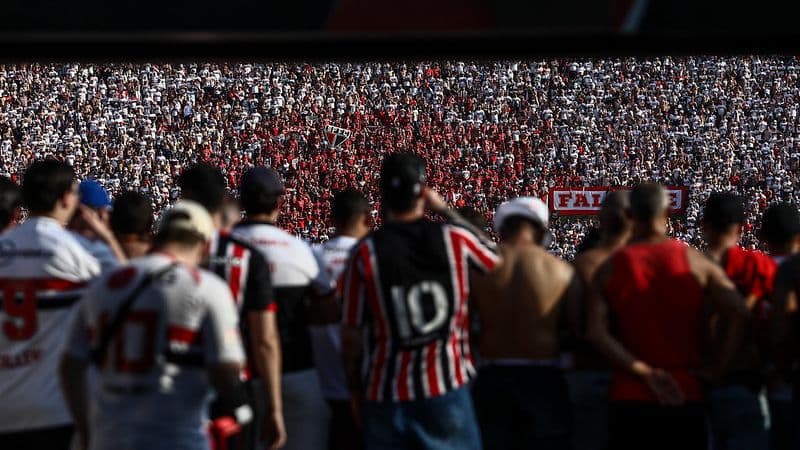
<box><xmin>78</xmin><ymin>205</ymin><xmax>128</xmax><ymax>265</ymax></box>
<box><xmin>59</xmin><ymin>355</ymin><xmax>89</xmax><ymax>450</ymax></box>
<box><xmin>770</xmin><ymin>261</ymin><xmax>799</xmax><ymax>376</ymax></box>
<box><xmin>700</xmin><ymin>252</ymin><xmax>750</xmax><ymax>378</ymax></box>
<box><xmin>247</xmin><ymin>311</ymin><xmax>286</xmax><ymax>449</ymax></box>
<box><xmin>240</xmin><ymin>249</ymin><xmax>286</xmax><ymax>449</ymax></box>
<box><xmin>560</xmin><ymin>268</ymin><xmax>584</xmax><ymax>338</ymax></box>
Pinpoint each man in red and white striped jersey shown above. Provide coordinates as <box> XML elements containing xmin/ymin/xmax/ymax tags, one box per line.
<box><xmin>341</xmin><ymin>153</ymin><xmax>498</xmax><ymax>450</ymax></box>
<box><xmin>0</xmin><ymin>160</ymin><xmax>101</xmax><ymax>450</ymax></box>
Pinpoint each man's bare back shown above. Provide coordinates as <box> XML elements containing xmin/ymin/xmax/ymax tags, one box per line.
<box><xmin>473</xmin><ymin>244</ymin><xmax>581</xmax><ymax>361</ymax></box>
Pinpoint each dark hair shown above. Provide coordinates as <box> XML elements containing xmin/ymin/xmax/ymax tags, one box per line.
<box><xmin>457</xmin><ymin>206</ymin><xmax>489</xmax><ymax>231</ymax></box>
<box><xmin>702</xmin><ymin>192</ymin><xmax>745</xmax><ymax>232</ymax></box>
<box><xmin>240</xmin><ymin>187</ymin><xmax>280</xmax><ymax>216</ymax></box>
<box><xmin>178</xmin><ymin>164</ymin><xmax>227</xmax><ymax>213</ymax></box>
<box><xmin>332</xmin><ymin>188</ymin><xmax>370</xmax><ymax>228</ymax></box>
<box><xmin>22</xmin><ymin>160</ymin><xmax>75</xmax><ymax>214</ymax></box>
<box><xmin>599</xmin><ymin>191</ymin><xmax>631</xmax><ymax>237</ymax></box>
<box><xmin>380</xmin><ymin>153</ymin><xmax>426</xmax><ymax>213</ymax></box>
<box><xmin>760</xmin><ymin>203</ymin><xmax>800</xmax><ymax>246</ymax></box>
<box><xmin>629</xmin><ymin>183</ymin><xmax>668</xmax><ymax>222</ymax></box>
<box><xmin>0</xmin><ymin>176</ymin><xmax>21</xmax><ymax>229</ymax></box>
<box><xmin>111</xmin><ymin>191</ymin><xmax>154</xmax><ymax>236</ymax></box>
<box><xmin>577</xmin><ymin>227</ymin><xmax>603</xmax><ymax>254</ymax></box>
<box><xmin>499</xmin><ymin>215</ymin><xmax>541</xmax><ymax>242</ymax></box>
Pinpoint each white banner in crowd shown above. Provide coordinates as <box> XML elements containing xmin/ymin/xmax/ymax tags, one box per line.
<box><xmin>548</xmin><ymin>187</ymin><xmax>688</xmax><ymax>215</ymax></box>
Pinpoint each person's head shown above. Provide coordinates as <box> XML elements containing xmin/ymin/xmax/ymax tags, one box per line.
<box><xmin>599</xmin><ymin>190</ymin><xmax>632</xmax><ymax>244</ymax></box>
<box><xmin>0</xmin><ymin>176</ymin><xmax>22</xmax><ymax>232</ymax></box>
<box><xmin>331</xmin><ymin>188</ymin><xmax>371</xmax><ymax>238</ymax></box>
<box><xmin>22</xmin><ymin>159</ymin><xmax>79</xmax><ymax>224</ymax></box>
<box><xmin>379</xmin><ymin>153</ymin><xmax>426</xmax><ymax>218</ymax></box>
<box><xmin>576</xmin><ymin>227</ymin><xmax>602</xmax><ymax>254</ymax></box>
<box><xmin>239</xmin><ymin>166</ymin><xmax>285</xmax><ymax>220</ymax></box>
<box><xmin>178</xmin><ymin>164</ymin><xmax>227</xmax><ymax>226</ymax></box>
<box><xmin>111</xmin><ymin>191</ymin><xmax>154</xmax><ymax>258</ymax></box>
<box><xmin>760</xmin><ymin>203</ymin><xmax>800</xmax><ymax>255</ymax></box>
<box><xmin>628</xmin><ymin>183</ymin><xmax>670</xmax><ymax>235</ymax></box>
<box><xmin>493</xmin><ymin>197</ymin><xmax>553</xmax><ymax>247</ymax></box>
<box><xmin>153</xmin><ymin>200</ymin><xmax>215</xmax><ymax>266</ymax></box>
<box><xmin>701</xmin><ymin>192</ymin><xmax>745</xmax><ymax>248</ymax></box>
<box><xmin>70</xmin><ymin>179</ymin><xmax>113</xmax><ymax>235</ymax></box>
<box><xmin>457</xmin><ymin>206</ymin><xmax>489</xmax><ymax>232</ymax></box>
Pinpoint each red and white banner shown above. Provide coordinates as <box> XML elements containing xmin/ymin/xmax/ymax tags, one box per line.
<box><xmin>548</xmin><ymin>186</ymin><xmax>688</xmax><ymax>215</ymax></box>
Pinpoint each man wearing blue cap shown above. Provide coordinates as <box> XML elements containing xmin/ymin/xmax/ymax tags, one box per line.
<box><xmin>68</xmin><ymin>179</ymin><xmax>127</xmax><ymax>272</ymax></box>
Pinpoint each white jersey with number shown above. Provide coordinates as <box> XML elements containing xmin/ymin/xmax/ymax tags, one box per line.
<box><xmin>64</xmin><ymin>253</ymin><xmax>244</xmax><ymax>450</ymax></box>
<box><xmin>0</xmin><ymin>217</ymin><xmax>101</xmax><ymax>432</ymax></box>
<box><xmin>310</xmin><ymin>235</ymin><xmax>358</xmax><ymax>400</ymax></box>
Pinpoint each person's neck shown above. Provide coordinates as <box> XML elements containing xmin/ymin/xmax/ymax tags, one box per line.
<box><xmin>336</xmin><ymin>226</ymin><xmax>366</xmax><ymax>240</ymax></box>
<box><xmin>601</xmin><ymin>234</ymin><xmax>628</xmax><ymax>252</ymax></box>
<box><xmin>245</xmin><ymin>212</ymin><xmax>279</xmax><ymax>224</ymax></box>
<box><xmin>386</xmin><ymin>207</ymin><xmax>423</xmax><ymax>224</ymax></box>
<box><xmin>706</xmin><ymin>236</ymin><xmax>738</xmax><ymax>263</ymax></box>
<box><xmin>30</xmin><ymin>211</ymin><xmax>69</xmax><ymax>227</ymax></box>
<box><xmin>153</xmin><ymin>244</ymin><xmax>198</xmax><ymax>267</ymax></box>
<box><xmin>630</xmin><ymin>223</ymin><xmax>667</xmax><ymax>243</ymax></box>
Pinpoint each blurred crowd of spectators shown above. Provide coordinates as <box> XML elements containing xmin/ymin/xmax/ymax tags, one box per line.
<box><xmin>1</xmin><ymin>58</ymin><xmax>799</xmax><ymax>259</ymax></box>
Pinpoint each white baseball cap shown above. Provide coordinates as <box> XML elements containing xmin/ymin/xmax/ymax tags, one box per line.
<box><xmin>493</xmin><ymin>197</ymin><xmax>553</xmax><ymax>246</ymax></box>
<box><xmin>157</xmin><ymin>200</ymin><xmax>214</xmax><ymax>243</ymax></box>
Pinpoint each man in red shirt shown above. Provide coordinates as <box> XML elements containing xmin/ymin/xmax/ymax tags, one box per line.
<box><xmin>701</xmin><ymin>193</ymin><xmax>775</xmax><ymax>450</ymax></box>
<box><xmin>587</xmin><ymin>183</ymin><xmax>748</xmax><ymax>450</ymax></box>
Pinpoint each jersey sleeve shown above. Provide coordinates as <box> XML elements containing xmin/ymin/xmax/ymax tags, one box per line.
<box><xmin>341</xmin><ymin>242</ymin><xmax>368</xmax><ymax>328</ymax></box>
<box><xmin>448</xmin><ymin>225</ymin><xmax>499</xmax><ymax>274</ymax></box>
<box><xmin>201</xmin><ymin>275</ymin><xmax>245</xmax><ymax>364</ymax></box>
<box><xmin>241</xmin><ymin>249</ymin><xmax>276</xmax><ymax>313</ymax></box>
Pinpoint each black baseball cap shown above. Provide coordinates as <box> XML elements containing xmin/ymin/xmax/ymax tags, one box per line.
<box><xmin>703</xmin><ymin>192</ymin><xmax>745</xmax><ymax>231</ymax></box>
<box><xmin>761</xmin><ymin>203</ymin><xmax>800</xmax><ymax>245</ymax></box>
<box><xmin>240</xmin><ymin>166</ymin><xmax>285</xmax><ymax>195</ymax></box>
<box><xmin>380</xmin><ymin>153</ymin><xmax>426</xmax><ymax>211</ymax></box>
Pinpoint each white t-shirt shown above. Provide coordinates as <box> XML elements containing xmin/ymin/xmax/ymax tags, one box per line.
<box><xmin>64</xmin><ymin>253</ymin><xmax>244</xmax><ymax>450</ymax></box>
<box><xmin>0</xmin><ymin>217</ymin><xmax>101</xmax><ymax>432</ymax></box>
<box><xmin>310</xmin><ymin>236</ymin><xmax>358</xmax><ymax>400</ymax></box>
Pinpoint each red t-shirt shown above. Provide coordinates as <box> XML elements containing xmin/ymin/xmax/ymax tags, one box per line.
<box><xmin>724</xmin><ymin>245</ymin><xmax>777</xmax><ymax>306</ymax></box>
<box><xmin>606</xmin><ymin>240</ymin><xmax>705</xmax><ymax>403</ymax></box>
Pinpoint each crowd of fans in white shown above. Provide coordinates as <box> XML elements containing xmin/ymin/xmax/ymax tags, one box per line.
<box><xmin>0</xmin><ymin>57</ymin><xmax>798</xmax><ymax>258</ymax></box>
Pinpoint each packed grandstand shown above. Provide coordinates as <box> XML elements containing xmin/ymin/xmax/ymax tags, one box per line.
<box><xmin>0</xmin><ymin>58</ymin><xmax>798</xmax><ymax>257</ymax></box>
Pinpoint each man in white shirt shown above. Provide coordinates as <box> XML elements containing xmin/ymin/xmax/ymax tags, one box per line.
<box><xmin>60</xmin><ymin>201</ymin><xmax>249</xmax><ymax>450</ymax></box>
<box><xmin>0</xmin><ymin>160</ymin><xmax>101</xmax><ymax>450</ymax></box>
<box><xmin>233</xmin><ymin>167</ymin><xmax>329</xmax><ymax>450</ymax></box>
<box><xmin>311</xmin><ymin>188</ymin><xmax>371</xmax><ymax>450</ymax></box>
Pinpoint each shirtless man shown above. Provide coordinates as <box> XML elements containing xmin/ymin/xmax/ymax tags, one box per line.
<box><xmin>587</xmin><ymin>183</ymin><xmax>748</xmax><ymax>450</ymax></box>
<box><xmin>570</xmin><ymin>191</ymin><xmax>631</xmax><ymax>450</ymax></box>
<box><xmin>471</xmin><ymin>196</ymin><xmax>582</xmax><ymax>450</ymax></box>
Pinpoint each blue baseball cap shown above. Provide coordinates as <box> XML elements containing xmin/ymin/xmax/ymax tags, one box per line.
<box><xmin>79</xmin><ymin>180</ymin><xmax>112</xmax><ymax>209</ymax></box>
<box><xmin>240</xmin><ymin>167</ymin><xmax>285</xmax><ymax>195</ymax></box>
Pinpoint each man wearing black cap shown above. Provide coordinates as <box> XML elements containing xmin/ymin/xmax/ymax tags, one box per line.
<box><xmin>179</xmin><ymin>164</ymin><xmax>285</xmax><ymax>450</ymax></box>
<box><xmin>233</xmin><ymin>166</ymin><xmax>329</xmax><ymax>450</ymax></box>
<box><xmin>701</xmin><ymin>193</ymin><xmax>774</xmax><ymax>450</ymax></box>
<box><xmin>341</xmin><ymin>153</ymin><xmax>499</xmax><ymax>450</ymax></box>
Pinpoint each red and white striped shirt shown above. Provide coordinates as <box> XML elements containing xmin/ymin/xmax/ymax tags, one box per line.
<box><xmin>341</xmin><ymin>220</ymin><xmax>498</xmax><ymax>402</ymax></box>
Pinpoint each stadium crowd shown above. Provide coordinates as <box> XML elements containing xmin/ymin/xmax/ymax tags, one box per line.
<box><xmin>1</xmin><ymin>58</ymin><xmax>799</xmax><ymax>258</ymax></box>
